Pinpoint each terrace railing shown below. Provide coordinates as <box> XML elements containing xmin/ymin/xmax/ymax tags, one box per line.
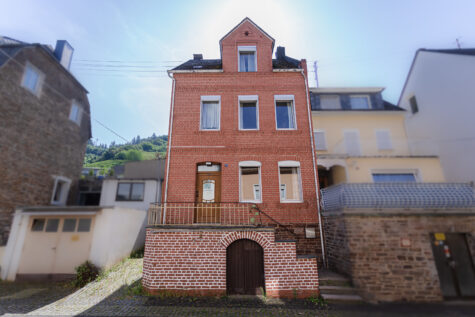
<box><xmin>148</xmin><ymin>202</ymin><xmax>262</xmax><ymax>226</ymax></box>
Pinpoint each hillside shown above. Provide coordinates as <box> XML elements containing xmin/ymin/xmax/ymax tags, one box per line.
<box><xmin>84</xmin><ymin>134</ymin><xmax>167</xmax><ymax>173</ymax></box>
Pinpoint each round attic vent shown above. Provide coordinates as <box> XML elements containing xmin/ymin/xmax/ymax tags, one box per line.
<box><xmin>244</xmin><ymin>31</ymin><xmax>249</xmax><ymax>36</ymax></box>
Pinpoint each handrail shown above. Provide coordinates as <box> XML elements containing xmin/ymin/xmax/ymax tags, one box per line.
<box><xmin>250</xmin><ymin>204</ymin><xmax>297</xmax><ymax>237</ymax></box>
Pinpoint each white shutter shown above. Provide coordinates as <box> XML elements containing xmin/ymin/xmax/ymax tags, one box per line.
<box><xmin>344</xmin><ymin>130</ymin><xmax>361</xmax><ymax>156</ymax></box>
<box><xmin>314</xmin><ymin>131</ymin><xmax>327</xmax><ymax>150</ymax></box>
<box><xmin>320</xmin><ymin>95</ymin><xmax>341</xmax><ymax>109</ymax></box>
<box><xmin>376</xmin><ymin>130</ymin><xmax>392</xmax><ymax>150</ymax></box>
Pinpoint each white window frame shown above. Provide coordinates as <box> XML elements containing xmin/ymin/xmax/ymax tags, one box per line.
<box><xmin>50</xmin><ymin>175</ymin><xmax>71</xmax><ymax>206</ymax></box>
<box><xmin>21</xmin><ymin>62</ymin><xmax>45</xmax><ymax>97</ymax></box>
<box><xmin>200</xmin><ymin>95</ymin><xmax>221</xmax><ymax>131</ymax></box>
<box><xmin>370</xmin><ymin>169</ymin><xmax>421</xmax><ymax>182</ymax></box>
<box><xmin>238</xmin><ymin>46</ymin><xmax>257</xmax><ymax>72</ymax></box>
<box><xmin>375</xmin><ymin>129</ymin><xmax>393</xmax><ymax>151</ymax></box>
<box><xmin>239</xmin><ymin>161</ymin><xmax>262</xmax><ymax>203</ymax></box>
<box><xmin>314</xmin><ymin>129</ymin><xmax>327</xmax><ymax>151</ymax></box>
<box><xmin>69</xmin><ymin>101</ymin><xmax>82</xmax><ymax>126</ymax></box>
<box><xmin>238</xmin><ymin>95</ymin><xmax>259</xmax><ymax>130</ymax></box>
<box><xmin>320</xmin><ymin>95</ymin><xmax>341</xmax><ymax>109</ymax></box>
<box><xmin>278</xmin><ymin>161</ymin><xmax>303</xmax><ymax>203</ymax></box>
<box><xmin>343</xmin><ymin>129</ymin><xmax>361</xmax><ymax>156</ymax></box>
<box><xmin>349</xmin><ymin>95</ymin><xmax>371</xmax><ymax>109</ymax></box>
<box><xmin>274</xmin><ymin>95</ymin><xmax>297</xmax><ymax>130</ymax></box>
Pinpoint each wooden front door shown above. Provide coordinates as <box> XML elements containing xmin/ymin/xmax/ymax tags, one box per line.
<box><xmin>227</xmin><ymin>239</ymin><xmax>265</xmax><ymax>295</ymax></box>
<box><xmin>195</xmin><ymin>172</ymin><xmax>221</xmax><ymax>223</ymax></box>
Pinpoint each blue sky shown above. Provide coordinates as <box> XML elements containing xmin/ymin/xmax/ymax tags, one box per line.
<box><xmin>2</xmin><ymin>0</ymin><xmax>474</xmax><ymax>145</ymax></box>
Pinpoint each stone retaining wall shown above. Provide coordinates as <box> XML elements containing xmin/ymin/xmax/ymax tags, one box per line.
<box><xmin>323</xmin><ymin>209</ymin><xmax>475</xmax><ymax>302</ymax></box>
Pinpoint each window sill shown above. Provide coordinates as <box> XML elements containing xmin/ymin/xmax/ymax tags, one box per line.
<box><xmin>279</xmin><ymin>200</ymin><xmax>304</xmax><ymax>204</ymax></box>
<box><xmin>240</xmin><ymin>200</ymin><xmax>262</xmax><ymax>204</ymax></box>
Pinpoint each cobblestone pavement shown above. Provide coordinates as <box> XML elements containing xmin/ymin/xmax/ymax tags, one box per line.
<box><xmin>1</xmin><ymin>258</ymin><xmax>475</xmax><ymax>316</ymax></box>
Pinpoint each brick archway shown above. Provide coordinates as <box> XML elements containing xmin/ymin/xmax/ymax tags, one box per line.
<box><xmin>219</xmin><ymin>231</ymin><xmax>271</xmax><ymax>250</ymax></box>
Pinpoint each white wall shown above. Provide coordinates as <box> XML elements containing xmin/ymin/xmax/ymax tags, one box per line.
<box><xmin>89</xmin><ymin>207</ymin><xmax>147</xmax><ymax>268</ymax></box>
<box><xmin>399</xmin><ymin>51</ymin><xmax>475</xmax><ymax>183</ymax></box>
<box><xmin>100</xmin><ymin>179</ymin><xmax>160</xmax><ymax>210</ymax></box>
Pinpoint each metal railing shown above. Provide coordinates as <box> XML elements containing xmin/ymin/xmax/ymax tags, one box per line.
<box><xmin>321</xmin><ymin>182</ymin><xmax>475</xmax><ymax>211</ymax></box>
<box><xmin>148</xmin><ymin>202</ymin><xmax>261</xmax><ymax>226</ymax></box>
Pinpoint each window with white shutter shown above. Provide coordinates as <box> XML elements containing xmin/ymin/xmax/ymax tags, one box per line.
<box><xmin>376</xmin><ymin>130</ymin><xmax>392</xmax><ymax>150</ymax></box>
<box><xmin>344</xmin><ymin>130</ymin><xmax>361</xmax><ymax>156</ymax></box>
<box><xmin>314</xmin><ymin>130</ymin><xmax>327</xmax><ymax>150</ymax></box>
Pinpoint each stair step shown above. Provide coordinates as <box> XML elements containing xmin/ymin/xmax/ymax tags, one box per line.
<box><xmin>321</xmin><ymin>293</ymin><xmax>364</xmax><ymax>303</ymax></box>
<box><xmin>319</xmin><ymin>285</ymin><xmax>358</xmax><ymax>295</ymax></box>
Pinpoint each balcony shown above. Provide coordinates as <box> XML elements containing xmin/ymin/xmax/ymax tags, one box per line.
<box><xmin>148</xmin><ymin>202</ymin><xmax>261</xmax><ymax>226</ymax></box>
<box><xmin>321</xmin><ymin>183</ymin><xmax>475</xmax><ymax>212</ymax></box>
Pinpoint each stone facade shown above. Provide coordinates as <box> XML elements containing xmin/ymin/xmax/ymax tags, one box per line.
<box><xmin>323</xmin><ymin>209</ymin><xmax>475</xmax><ymax>302</ymax></box>
<box><xmin>143</xmin><ymin>228</ymin><xmax>319</xmax><ymax>298</ymax></box>
<box><xmin>0</xmin><ymin>45</ymin><xmax>91</xmax><ymax>244</ymax></box>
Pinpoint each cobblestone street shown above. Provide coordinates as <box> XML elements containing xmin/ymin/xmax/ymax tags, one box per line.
<box><xmin>1</xmin><ymin>259</ymin><xmax>475</xmax><ymax>316</ymax></box>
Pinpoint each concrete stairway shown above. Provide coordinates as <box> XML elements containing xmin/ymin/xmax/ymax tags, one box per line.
<box><xmin>319</xmin><ymin>269</ymin><xmax>363</xmax><ymax>303</ymax></box>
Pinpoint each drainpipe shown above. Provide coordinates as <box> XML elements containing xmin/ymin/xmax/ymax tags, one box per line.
<box><xmin>163</xmin><ymin>71</ymin><xmax>176</xmax><ymax>223</ymax></box>
<box><xmin>300</xmin><ymin>67</ymin><xmax>326</xmax><ymax>266</ymax></box>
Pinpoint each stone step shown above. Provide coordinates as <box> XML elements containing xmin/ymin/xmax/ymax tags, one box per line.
<box><xmin>320</xmin><ymin>293</ymin><xmax>364</xmax><ymax>303</ymax></box>
<box><xmin>319</xmin><ymin>285</ymin><xmax>358</xmax><ymax>295</ymax></box>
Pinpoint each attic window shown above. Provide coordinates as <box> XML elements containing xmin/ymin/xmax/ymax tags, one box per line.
<box><xmin>238</xmin><ymin>46</ymin><xmax>256</xmax><ymax>72</ymax></box>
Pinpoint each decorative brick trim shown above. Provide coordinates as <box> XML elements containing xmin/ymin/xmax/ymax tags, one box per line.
<box><xmin>219</xmin><ymin>231</ymin><xmax>271</xmax><ymax>249</ymax></box>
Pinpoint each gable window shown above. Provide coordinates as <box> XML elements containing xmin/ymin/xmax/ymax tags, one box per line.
<box><xmin>275</xmin><ymin>95</ymin><xmax>296</xmax><ymax>130</ymax></box>
<box><xmin>238</xmin><ymin>46</ymin><xmax>256</xmax><ymax>72</ymax></box>
<box><xmin>314</xmin><ymin>130</ymin><xmax>327</xmax><ymax>150</ymax></box>
<box><xmin>372</xmin><ymin>173</ymin><xmax>417</xmax><ymax>183</ymax></box>
<box><xmin>69</xmin><ymin>102</ymin><xmax>82</xmax><ymax>126</ymax></box>
<box><xmin>344</xmin><ymin>130</ymin><xmax>361</xmax><ymax>156</ymax></box>
<box><xmin>51</xmin><ymin>176</ymin><xmax>71</xmax><ymax>206</ymax></box>
<box><xmin>21</xmin><ymin>62</ymin><xmax>44</xmax><ymax>96</ymax></box>
<box><xmin>375</xmin><ymin>129</ymin><xmax>392</xmax><ymax>150</ymax></box>
<box><xmin>349</xmin><ymin>95</ymin><xmax>370</xmax><ymax>109</ymax></box>
<box><xmin>409</xmin><ymin>96</ymin><xmax>419</xmax><ymax>114</ymax></box>
<box><xmin>278</xmin><ymin>161</ymin><xmax>303</xmax><ymax>202</ymax></box>
<box><xmin>320</xmin><ymin>95</ymin><xmax>341</xmax><ymax>109</ymax></box>
<box><xmin>116</xmin><ymin>182</ymin><xmax>145</xmax><ymax>201</ymax></box>
<box><xmin>239</xmin><ymin>161</ymin><xmax>262</xmax><ymax>203</ymax></box>
<box><xmin>239</xmin><ymin>95</ymin><xmax>258</xmax><ymax>130</ymax></box>
<box><xmin>200</xmin><ymin>96</ymin><xmax>220</xmax><ymax>130</ymax></box>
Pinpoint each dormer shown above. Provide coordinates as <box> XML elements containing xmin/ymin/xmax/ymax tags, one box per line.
<box><xmin>219</xmin><ymin>17</ymin><xmax>275</xmax><ymax>73</ymax></box>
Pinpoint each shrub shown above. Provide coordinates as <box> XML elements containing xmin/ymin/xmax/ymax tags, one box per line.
<box><xmin>141</xmin><ymin>142</ymin><xmax>153</xmax><ymax>152</ymax></box>
<box><xmin>125</xmin><ymin>149</ymin><xmax>143</xmax><ymax>161</ymax></box>
<box><xmin>74</xmin><ymin>261</ymin><xmax>99</xmax><ymax>288</ymax></box>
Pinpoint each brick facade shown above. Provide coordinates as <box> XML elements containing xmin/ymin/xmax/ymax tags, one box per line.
<box><xmin>144</xmin><ymin>19</ymin><xmax>321</xmax><ymax>297</ymax></box>
<box><xmin>0</xmin><ymin>45</ymin><xmax>91</xmax><ymax>244</ymax></box>
<box><xmin>143</xmin><ymin>227</ymin><xmax>319</xmax><ymax>298</ymax></box>
<box><xmin>323</xmin><ymin>209</ymin><xmax>475</xmax><ymax>302</ymax></box>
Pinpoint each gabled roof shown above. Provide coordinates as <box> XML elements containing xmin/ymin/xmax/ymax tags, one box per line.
<box><xmin>0</xmin><ymin>37</ymin><xmax>88</xmax><ymax>93</ymax></box>
<box><xmin>397</xmin><ymin>47</ymin><xmax>475</xmax><ymax>106</ymax></box>
<box><xmin>420</xmin><ymin>48</ymin><xmax>475</xmax><ymax>57</ymax></box>
<box><xmin>219</xmin><ymin>17</ymin><xmax>275</xmax><ymax>57</ymax></box>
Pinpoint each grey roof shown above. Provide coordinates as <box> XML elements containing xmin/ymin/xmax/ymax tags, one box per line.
<box><xmin>321</xmin><ymin>183</ymin><xmax>475</xmax><ymax>212</ymax></box>
<box><xmin>172</xmin><ymin>59</ymin><xmax>222</xmax><ymax>71</ymax></box>
<box><xmin>382</xmin><ymin>101</ymin><xmax>405</xmax><ymax>111</ymax></box>
<box><xmin>421</xmin><ymin>48</ymin><xmax>475</xmax><ymax>57</ymax></box>
<box><xmin>272</xmin><ymin>55</ymin><xmax>301</xmax><ymax>69</ymax></box>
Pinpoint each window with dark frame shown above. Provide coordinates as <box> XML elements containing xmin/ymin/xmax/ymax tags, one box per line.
<box><xmin>409</xmin><ymin>96</ymin><xmax>419</xmax><ymax>114</ymax></box>
<box><xmin>116</xmin><ymin>183</ymin><xmax>145</xmax><ymax>201</ymax></box>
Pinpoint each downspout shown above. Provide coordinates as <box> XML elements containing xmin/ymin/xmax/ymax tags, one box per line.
<box><xmin>300</xmin><ymin>68</ymin><xmax>326</xmax><ymax>266</ymax></box>
<box><xmin>163</xmin><ymin>71</ymin><xmax>176</xmax><ymax>223</ymax></box>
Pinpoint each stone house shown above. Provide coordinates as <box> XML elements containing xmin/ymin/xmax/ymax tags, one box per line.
<box><xmin>0</xmin><ymin>36</ymin><xmax>91</xmax><ymax>257</ymax></box>
<box><xmin>143</xmin><ymin>18</ymin><xmax>321</xmax><ymax>298</ymax></box>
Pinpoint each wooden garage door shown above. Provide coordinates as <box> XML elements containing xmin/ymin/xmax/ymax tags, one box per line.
<box><xmin>226</xmin><ymin>239</ymin><xmax>265</xmax><ymax>295</ymax></box>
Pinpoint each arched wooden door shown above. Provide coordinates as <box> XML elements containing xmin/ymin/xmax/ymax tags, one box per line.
<box><xmin>226</xmin><ymin>239</ymin><xmax>265</xmax><ymax>295</ymax></box>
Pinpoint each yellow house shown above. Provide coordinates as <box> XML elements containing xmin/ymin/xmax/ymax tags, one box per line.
<box><xmin>310</xmin><ymin>87</ymin><xmax>444</xmax><ymax>188</ymax></box>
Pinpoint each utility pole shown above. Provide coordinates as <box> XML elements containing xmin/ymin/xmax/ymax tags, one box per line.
<box><xmin>313</xmin><ymin>61</ymin><xmax>319</xmax><ymax>87</ymax></box>
<box><xmin>456</xmin><ymin>38</ymin><xmax>462</xmax><ymax>49</ymax></box>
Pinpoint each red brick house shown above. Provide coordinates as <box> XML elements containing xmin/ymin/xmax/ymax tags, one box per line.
<box><xmin>143</xmin><ymin>18</ymin><xmax>322</xmax><ymax>298</ymax></box>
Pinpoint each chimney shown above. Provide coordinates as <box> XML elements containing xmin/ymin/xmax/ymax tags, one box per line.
<box><xmin>276</xmin><ymin>46</ymin><xmax>285</xmax><ymax>59</ymax></box>
<box><xmin>54</xmin><ymin>40</ymin><xmax>74</xmax><ymax>70</ymax></box>
<box><xmin>193</xmin><ymin>54</ymin><xmax>203</xmax><ymax>60</ymax></box>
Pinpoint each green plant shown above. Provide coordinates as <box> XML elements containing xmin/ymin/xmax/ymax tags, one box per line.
<box><xmin>74</xmin><ymin>261</ymin><xmax>99</xmax><ymax>288</ymax></box>
<box><xmin>292</xmin><ymin>288</ymin><xmax>298</xmax><ymax>299</ymax></box>
<box><xmin>308</xmin><ymin>295</ymin><xmax>328</xmax><ymax>308</ymax></box>
<box><xmin>130</xmin><ymin>246</ymin><xmax>145</xmax><ymax>259</ymax></box>
<box><xmin>128</xmin><ymin>282</ymin><xmax>145</xmax><ymax>296</ymax></box>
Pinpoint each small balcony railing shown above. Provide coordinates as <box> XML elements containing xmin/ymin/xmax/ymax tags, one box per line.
<box><xmin>321</xmin><ymin>182</ymin><xmax>475</xmax><ymax>212</ymax></box>
<box><xmin>148</xmin><ymin>202</ymin><xmax>261</xmax><ymax>226</ymax></box>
